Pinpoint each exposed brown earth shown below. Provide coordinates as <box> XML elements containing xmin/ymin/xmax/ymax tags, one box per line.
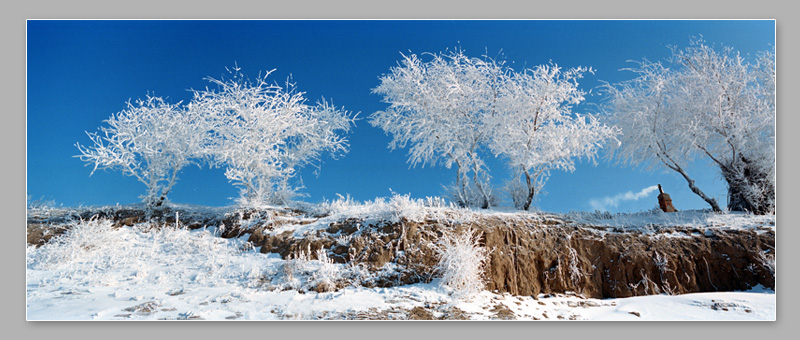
<box><xmin>27</xmin><ymin>207</ymin><xmax>775</xmax><ymax>299</ymax></box>
<box><xmin>245</xmin><ymin>214</ymin><xmax>774</xmax><ymax>298</ymax></box>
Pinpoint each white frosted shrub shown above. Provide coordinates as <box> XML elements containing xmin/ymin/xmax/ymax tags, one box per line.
<box><xmin>432</xmin><ymin>227</ymin><xmax>489</xmax><ymax>299</ymax></box>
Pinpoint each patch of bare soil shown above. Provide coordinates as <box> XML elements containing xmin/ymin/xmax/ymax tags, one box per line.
<box><xmin>408</xmin><ymin>306</ymin><xmax>435</xmax><ymax>320</ymax></box>
<box><xmin>489</xmin><ymin>303</ymin><xmax>516</xmax><ymax>320</ymax></box>
<box><xmin>26</xmin><ymin>223</ymin><xmax>68</xmax><ymax>247</ymax></box>
<box><xmin>123</xmin><ymin>301</ymin><xmax>161</xmax><ymax>315</ymax></box>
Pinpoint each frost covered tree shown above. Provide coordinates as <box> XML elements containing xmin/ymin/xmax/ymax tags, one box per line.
<box><xmin>370</xmin><ymin>50</ymin><xmax>505</xmax><ymax>208</ymax></box>
<box><xmin>190</xmin><ymin>67</ymin><xmax>354</xmax><ymax>206</ymax></box>
<box><xmin>372</xmin><ymin>50</ymin><xmax>618</xmax><ymax>210</ymax></box>
<box><xmin>76</xmin><ymin>96</ymin><xmax>205</xmax><ymax>209</ymax></box>
<box><xmin>604</xmin><ymin>38</ymin><xmax>775</xmax><ymax>214</ymax></box>
<box><xmin>490</xmin><ymin>64</ymin><xmax>617</xmax><ymax>211</ymax></box>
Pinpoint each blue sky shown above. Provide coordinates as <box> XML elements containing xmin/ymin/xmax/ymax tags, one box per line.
<box><xmin>26</xmin><ymin>20</ymin><xmax>775</xmax><ymax>212</ymax></box>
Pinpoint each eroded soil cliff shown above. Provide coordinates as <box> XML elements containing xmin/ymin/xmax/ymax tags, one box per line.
<box><xmin>27</xmin><ymin>206</ymin><xmax>775</xmax><ymax>299</ymax></box>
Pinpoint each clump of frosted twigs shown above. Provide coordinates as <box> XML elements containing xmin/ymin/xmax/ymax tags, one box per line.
<box><xmin>310</xmin><ymin>193</ymin><xmax>468</xmax><ymax>223</ymax></box>
<box><xmin>757</xmin><ymin>249</ymin><xmax>775</xmax><ymax>278</ymax></box>
<box><xmin>429</xmin><ymin>227</ymin><xmax>489</xmax><ymax>300</ymax></box>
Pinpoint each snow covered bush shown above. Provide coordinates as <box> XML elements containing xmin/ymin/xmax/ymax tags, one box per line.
<box><xmin>310</xmin><ymin>193</ymin><xmax>467</xmax><ymax>224</ymax></box>
<box><xmin>604</xmin><ymin>38</ymin><xmax>775</xmax><ymax>214</ymax></box>
<box><xmin>190</xmin><ymin>66</ymin><xmax>354</xmax><ymax>207</ymax></box>
<box><xmin>26</xmin><ymin>217</ymin><xmax>250</xmax><ymax>288</ymax></box>
<box><xmin>76</xmin><ymin>96</ymin><xmax>206</xmax><ymax>210</ymax></box>
<box><xmin>431</xmin><ymin>227</ymin><xmax>489</xmax><ymax>299</ymax></box>
<box><xmin>26</xmin><ymin>196</ymin><xmax>71</xmax><ymax>220</ymax></box>
<box><xmin>310</xmin><ymin>247</ymin><xmax>341</xmax><ymax>292</ymax></box>
<box><xmin>269</xmin><ymin>244</ymin><xmax>376</xmax><ymax>293</ymax></box>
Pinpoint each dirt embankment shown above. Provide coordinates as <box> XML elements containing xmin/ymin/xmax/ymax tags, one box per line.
<box><xmin>28</xmin><ymin>207</ymin><xmax>775</xmax><ymax>299</ymax></box>
<box><xmin>244</xmin><ymin>214</ymin><xmax>774</xmax><ymax>298</ymax></box>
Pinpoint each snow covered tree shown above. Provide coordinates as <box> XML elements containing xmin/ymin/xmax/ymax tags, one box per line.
<box><xmin>190</xmin><ymin>67</ymin><xmax>354</xmax><ymax>206</ymax></box>
<box><xmin>76</xmin><ymin>95</ymin><xmax>205</xmax><ymax>209</ymax></box>
<box><xmin>604</xmin><ymin>38</ymin><xmax>775</xmax><ymax>214</ymax></box>
<box><xmin>676</xmin><ymin>42</ymin><xmax>776</xmax><ymax>214</ymax></box>
<box><xmin>370</xmin><ymin>50</ymin><xmax>505</xmax><ymax>208</ymax></box>
<box><xmin>490</xmin><ymin>64</ymin><xmax>617</xmax><ymax>211</ymax></box>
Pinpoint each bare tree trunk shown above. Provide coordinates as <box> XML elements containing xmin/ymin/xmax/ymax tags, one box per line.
<box><xmin>471</xmin><ymin>161</ymin><xmax>490</xmax><ymax>209</ymax></box>
<box><xmin>153</xmin><ymin>167</ymin><xmax>180</xmax><ymax>209</ymax></box>
<box><xmin>522</xmin><ymin>169</ymin><xmax>535</xmax><ymax>211</ymax></box>
<box><xmin>145</xmin><ymin>174</ymin><xmax>162</xmax><ymax>211</ymax></box>
<box><xmin>455</xmin><ymin>164</ymin><xmax>467</xmax><ymax>208</ymax></box>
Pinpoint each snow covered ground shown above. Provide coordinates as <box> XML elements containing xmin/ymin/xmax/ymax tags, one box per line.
<box><xmin>565</xmin><ymin>208</ymin><xmax>776</xmax><ymax>231</ymax></box>
<box><xmin>26</xmin><ymin>205</ymin><xmax>776</xmax><ymax>321</ymax></box>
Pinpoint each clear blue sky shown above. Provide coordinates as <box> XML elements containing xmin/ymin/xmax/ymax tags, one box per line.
<box><xmin>26</xmin><ymin>20</ymin><xmax>775</xmax><ymax>213</ymax></box>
